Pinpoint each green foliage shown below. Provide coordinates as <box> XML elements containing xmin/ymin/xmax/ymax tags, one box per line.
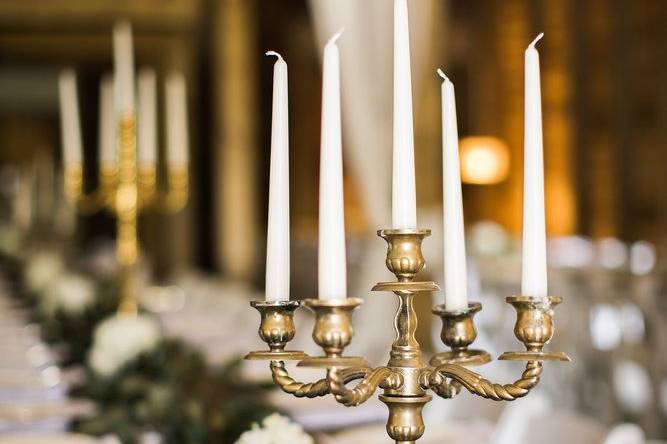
<box><xmin>72</xmin><ymin>341</ymin><xmax>276</xmax><ymax>444</ymax></box>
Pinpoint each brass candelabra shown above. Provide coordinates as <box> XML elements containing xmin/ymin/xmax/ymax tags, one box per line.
<box><xmin>246</xmin><ymin>228</ymin><xmax>569</xmax><ymax>444</ymax></box>
<box><xmin>63</xmin><ymin>112</ymin><xmax>188</xmax><ymax>315</ymax></box>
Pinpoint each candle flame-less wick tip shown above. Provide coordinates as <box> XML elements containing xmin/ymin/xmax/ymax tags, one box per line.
<box><xmin>328</xmin><ymin>28</ymin><xmax>344</xmax><ymax>46</ymax></box>
<box><xmin>436</xmin><ymin>68</ymin><xmax>448</xmax><ymax>81</ymax></box>
<box><xmin>529</xmin><ymin>32</ymin><xmax>544</xmax><ymax>49</ymax></box>
<box><xmin>265</xmin><ymin>51</ymin><xmax>284</xmax><ymax>62</ymax></box>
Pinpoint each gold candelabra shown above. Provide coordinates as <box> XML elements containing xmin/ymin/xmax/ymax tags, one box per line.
<box><xmin>63</xmin><ymin>112</ymin><xmax>188</xmax><ymax>315</ymax></box>
<box><xmin>246</xmin><ymin>228</ymin><xmax>570</xmax><ymax>444</ymax></box>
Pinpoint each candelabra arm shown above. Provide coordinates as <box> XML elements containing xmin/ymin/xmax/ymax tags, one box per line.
<box><xmin>151</xmin><ymin>166</ymin><xmax>189</xmax><ymax>213</ymax></box>
<box><xmin>64</xmin><ymin>164</ymin><xmax>112</xmax><ymax>214</ymax></box>
<box><xmin>328</xmin><ymin>366</ymin><xmax>403</xmax><ymax>407</ymax></box>
<box><xmin>423</xmin><ymin>361</ymin><xmax>543</xmax><ymax>401</ymax></box>
<box><xmin>270</xmin><ymin>361</ymin><xmax>372</xmax><ymax>399</ymax></box>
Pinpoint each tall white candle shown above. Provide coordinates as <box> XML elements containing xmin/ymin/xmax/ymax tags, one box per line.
<box><xmin>58</xmin><ymin>69</ymin><xmax>83</xmax><ymax>167</ymax></box>
<box><xmin>392</xmin><ymin>0</ymin><xmax>417</xmax><ymax>229</ymax></box>
<box><xmin>137</xmin><ymin>68</ymin><xmax>157</xmax><ymax>168</ymax></box>
<box><xmin>318</xmin><ymin>30</ymin><xmax>347</xmax><ymax>300</ymax></box>
<box><xmin>265</xmin><ymin>51</ymin><xmax>290</xmax><ymax>302</ymax></box>
<box><xmin>438</xmin><ymin>70</ymin><xmax>468</xmax><ymax>311</ymax></box>
<box><xmin>521</xmin><ymin>33</ymin><xmax>547</xmax><ymax>298</ymax></box>
<box><xmin>112</xmin><ymin>20</ymin><xmax>135</xmax><ymax>114</ymax></box>
<box><xmin>98</xmin><ymin>74</ymin><xmax>117</xmax><ymax>169</ymax></box>
<box><xmin>165</xmin><ymin>72</ymin><xmax>189</xmax><ymax>167</ymax></box>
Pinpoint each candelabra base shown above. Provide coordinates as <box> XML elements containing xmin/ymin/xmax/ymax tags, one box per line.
<box><xmin>380</xmin><ymin>394</ymin><xmax>432</xmax><ymax>444</ymax></box>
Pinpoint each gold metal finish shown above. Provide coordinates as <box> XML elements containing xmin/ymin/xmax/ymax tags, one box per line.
<box><xmin>244</xmin><ymin>300</ymin><xmax>308</xmax><ymax>361</ymax></box>
<box><xmin>62</xmin><ymin>113</ymin><xmax>189</xmax><ymax>316</ymax></box>
<box><xmin>297</xmin><ymin>298</ymin><xmax>368</xmax><ymax>368</ymax></box>
<box><xmin>498</xmin><ymin>296</ymin><xmax>572</xmax><ymax>362</ymax></box>
<box><xmin>430</xmin><ymin>302</ymin><xmax>492</xmax><ymax>366</ymax></box>
<box><xmin>247</xmin><ymin>228</ymin><xmax>570</xmax><ymax>443</ymax></box>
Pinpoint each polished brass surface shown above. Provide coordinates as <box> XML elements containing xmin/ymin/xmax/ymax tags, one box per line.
<box><xmin>297</xmin><ymin>298</ymin><xmax>367</xmax><ymax>368</ymax></box>
<box><xmin>247</xmin><ymin>228</ymin><xmax>570</xmax><ymax>443</ymax></box>
<box><xmin>378</xmin><ymin>229</ymin><xmax>430</xmax><ymax>281</ymax></box>
<box><xmin>430</xmin><ymin>302</ymin><xmax>492</xmax><ymax>366</ymax></box>
<box><xmin>498</xmin><ymin>295</ymin><xmax>571</xmax><ymax>361</ymax></box>
<box><xmin>63</xmin><ymin>113</ymin><xmax>189</xmax><ymax>316</ymax></box>
<box><xmin>380</xmin><ymin>395</ymin><xmax>431</xmax><ymax>444</ymax></box>
<box><xmin>244</xmin><ymin>300</ymin><xmax>308</xmax><ymax>361</ymax></box>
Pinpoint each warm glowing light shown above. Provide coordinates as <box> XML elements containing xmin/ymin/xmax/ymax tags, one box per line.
<box><xmin>459</xmin><ymin>136</ymin><xmax>510</xmax><ymax>185</ymax></box>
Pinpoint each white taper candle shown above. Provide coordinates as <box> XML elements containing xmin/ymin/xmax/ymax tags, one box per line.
<box><xmin>137</xmin><ymin>68</ymin><xmax>157</xmax><ymax>169</ymax></box>
<box><xmin>58</xmin><ymin>70</ymin><xmax>83</xmax><ymax>167</ymax></box>
<box><xmin>165</xmin><ymin>72</ymin><xmax>189</xmax><ymax>167</ymax></box>
<box><xmin>318</xmin><ymin>30</ymin><xmax>347</xmax><ymax>300</ymax></box>
<box><xmin>521</xmin><ymin>33</ymin><xmax>548</xmax><ymax>298</ymax></box>
<box><xmin>265</xmin><ymin>51</ymin><xmax>290</xmax><ymax>302</ymax></box>
<box><xmin>98</xmin><ymin>74</ymin><xmax>116</xmax><ymax>169</ymax></box>
<box><xmin>392</xmin><ymin>0</ymin><xmax>417</xmax><ymax>229</ymax></box>
<box><xmin>112</xmin><ymin>20</ymin><xmax>135</xmax><ymax>114</ymax></box>
<box><xmin>438</xmin><ymin>70</ymin><xmax>468</xmax><ymax>311</ymax></box>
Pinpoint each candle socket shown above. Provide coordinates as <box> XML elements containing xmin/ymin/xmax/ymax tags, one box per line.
<box><xmin>430</xmin><ymin>302</ymin><xmax>491</xmax><ymax>367</ymax></box>
<box><xmin>297</xmin><ymin>298</ymin><xmax>368</xmax><ymax>368</ymax></box>
<box><xmin>499</xmin><ymin>296</ymin><xmax>571</xmax><ymax>362</ymax></box>
<box><xmin>245</xmin><ymin>300</ymin><xmax>308</xmax><ymax>361</ymax></box>
<box><xmin>378</xmin><ymin>229</ymin><xmax>429</xmax><ymax>282</ymax></box>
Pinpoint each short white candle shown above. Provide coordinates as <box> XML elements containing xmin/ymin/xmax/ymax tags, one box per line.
<box><xmin>112</xmin><ymin>20</ymin><xmax>135</xmax><ymax>114</ymax></box>
<box><xmin>265</xmin><ymin>51</ymin><xmax>290</xmax><ymax>302</ymax></box>
<box><xmin>98</xmin><ymin>74</ymin><xmax>116</xmax><ymax>169</ymax></box>
<box><xmin>392</xmin><ymin>0</ymin><xmax>417</xmax><ymax>229</ymax></box>
<box><xmin>318</xmin><ymin>30</ymin><xmax>347</xmax><ymax>300</ymax></box>
<box><xmin>438</xmin><ymin>70</ymin><xmax>468</xmax><ymax>311</ymax></box>
<box><xmin>58</xmin><ymin>69</ymin><xmax>83</xmax><ymax>167</ymax></box>
<box><xmin>137</xmin><ymin>68</ymin><xmax>157</xmax><ymax>169</ymax></box>
<box><xmin>165</xmin><ymin>72</ymin><xmax>189</xmax><ymax>168</ymax></box>
<box><xmin>521</xmin><ymin>33</ymin><xmax>548</xmax><ymax>298</ymax></box>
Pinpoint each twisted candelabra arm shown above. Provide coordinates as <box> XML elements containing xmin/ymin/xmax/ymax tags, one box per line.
<box><xmin>328</xmin><ymin>366</ymin><xmax>403</xmax><ymax>407</ymax></box>
<box><xmin>421</xmin><ymin>361</ymin><xmax>543</xmax><ymax>401</ymax></box>
<box><xmin>270</xmin><ymin>361</ymin><xmax>376</xmax><ymax>399</ymax></box>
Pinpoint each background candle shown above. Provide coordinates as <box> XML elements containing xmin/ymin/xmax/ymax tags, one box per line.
<box><xmin>265</xmin><ymin>51</ymin><xmax>290</xmax><ymax>302</ymax></box>
<box><xmin>98</xmin><ymin>74</ymin><xmax>116</xmax><ymax>169</ymax></box>
<box><xmin>439</xmin><ymin>70</ymin><xmax>468</xmax><ymax>311</ymax></box>
<box><xmin>521</xmin><ymin>33</ymin><xmax>547</xmax><ymax>298</ymax></box>
<box><xmin>165</xmin><ymin>72</ymin><xmax>189</xmax><ymax>168</ymax></box>
<box><xmin>392</xmin><ymin>0</ymin><xmax>417</xmax><ymax>229</ymax></box>
<box><xmin>112</xmin><ymin>20</ymin><xmax>135</xmax><ymax>114</ymax></box>
<box><xmin>58</xmin><ymin>69</ymin><xmax>83</xmax><ymax>167</ymax></box>
<box><xmin>137</xmin><ymin>68</ymin><xmax>157</xmax><ymax>169</ymax></box>
<box><xmin>318</xmin><ymin>30</ymin><xmax>346</xmax><ymax>300</ymax></box>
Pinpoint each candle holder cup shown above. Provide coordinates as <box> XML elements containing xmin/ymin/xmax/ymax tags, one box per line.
<box><xmin>430</xmin><ymin>302</ymin><xmax>492</xmax><ymax>367</ymax></box>
<box><xmin>498</xmin><ymin>296</ymin><xmax>570</xmax><ymax>362</ymax></box>
<box><xmin>245</xmin><ymin>300</ymin><xmax>308</xmax><ymax>361</ymax></box>
<box><xmin>296</xmin><ymin>298</ymin><xmax>368</xmax><ymax>368</ymax></box>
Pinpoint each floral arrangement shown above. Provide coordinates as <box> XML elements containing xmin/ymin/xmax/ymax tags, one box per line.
<box><xmin>235</xmin><ymin>414</ymin><xmax>314</xmax><ymax>444</ymax></box>
<box><xmin>73</xmin><ymin>341</ymin><xmax>276</xmax><ymax>444</ymax></box>
<box><xmin>88</xmin><ymin>313</ymin><xmax>161</xmax><ymax>377</ymax></box>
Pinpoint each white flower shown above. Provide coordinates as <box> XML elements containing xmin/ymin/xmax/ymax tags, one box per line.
<box><xmin>235</xmin><ymin>414</ymin><xmax>313</xmax><ymax>444</ymax></box>
<box><xmin>39</xmin><ymin>273</ymin><xmax>96</xmax><ymax>317</ymax></box>
<box><xmin>24</xmin><ymin>251</ymin><xmax>64</xmax><ymax>293</ymax></box>
<box><xmin>88</xmin><ymin>314</ymin><xmax>161</xmax><ymax>377</ymax></box>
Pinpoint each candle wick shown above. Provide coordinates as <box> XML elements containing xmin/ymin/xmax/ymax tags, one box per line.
<box><xmin>436</xmin><ymin>68</ymin><xmax>448</xmax><ymax>82</ymax></box>
<box><xmin>327</xmin><ymin>28</ymin><xmax>345</xmax><ymax>46</ymax></box>
<box><xmin>528</xmin><ymin>32</ymin><xmax>544</xmax><ymax>49</ymax></box>
<box><xmin>265</xmin><ymin>50</ymin><xmax>284</xmax><ymax>61</ymax></box>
